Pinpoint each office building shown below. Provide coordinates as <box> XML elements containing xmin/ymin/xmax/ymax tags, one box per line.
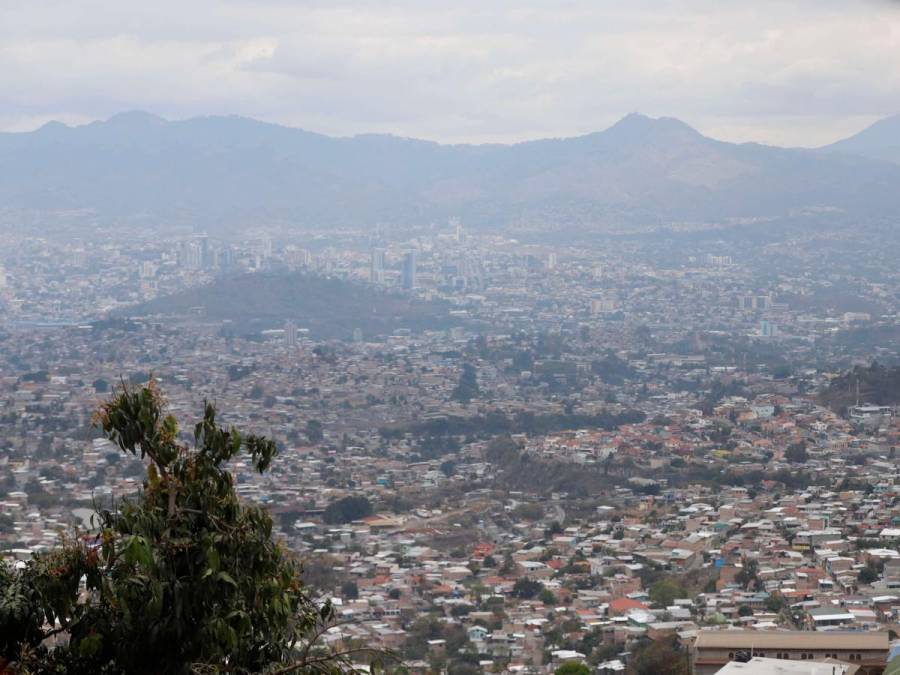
<box><xmin>692</xmin><ymin>630</ymin><xmax>888</xmax><ymax>675</ymax></box>
<box><xmin>284</xmin><ymin>321</ymin><xmax>297</xmax><ymax>347</ymax></box>
<box><xmin>370</xmin><ymin>248</ymin><xmax>385</xmax><ymax>284</ymax></box>
<box><xmin>402</xmin><ymin>251</ymin><xmax>417</xmax><ymax>290</ymax></box>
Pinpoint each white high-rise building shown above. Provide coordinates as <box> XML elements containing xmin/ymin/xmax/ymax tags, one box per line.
<box><xmin>370</xmin><ymin>248</ymin><xmax>385</xmax><ymax>283</ymax></box>
<box><xmin>284</xmin><ymin>321</ymin><xmax>298</xmax><ymax>347</ymax></box>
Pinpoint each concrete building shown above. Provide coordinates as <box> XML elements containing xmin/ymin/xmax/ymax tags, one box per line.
<box><xmin>692</xmin><ymin>630</ymin><xmax>888</xmax><ymax>675</ymax></box>
<box><xmin>715</xmin><ymin>656</ymin><xmax>856</xmax><ymax>675</ymax></box>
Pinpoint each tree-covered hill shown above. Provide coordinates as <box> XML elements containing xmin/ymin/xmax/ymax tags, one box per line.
<box><xmin>820</xmin><ymin>362</ymin><xmax>900</xmax><ymax>414</ymax></box>
<box><xmin>122</xmin><ymin>272</ymin><xmax>457</xmax><ymax>339</ymax></box>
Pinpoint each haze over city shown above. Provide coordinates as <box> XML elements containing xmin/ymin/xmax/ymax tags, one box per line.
<box><xmin>3</xmin><ymin>2</ymin><xmax>900</xmax><ymax>675</ymax></box>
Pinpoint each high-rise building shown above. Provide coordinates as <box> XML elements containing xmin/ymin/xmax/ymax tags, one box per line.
<box><xmin>370</xmin><ymin>248</ymin><xmax>385</xmax><ymax>284</ymax></box>
<box><xmin>402</xmin><ymin>251</ymin><xmax>417</xmax><ymax>290</ymax></box>
<box><xmin>181</xmin><ymin>241</ymin><xmax>203</xmax><ymax>270</ymax></box>
<box><xmin>450</xmin><ymin>217</ymin><xmax>463</xmax><ymax>242</ymax></box>
<box><xmin>198</xmin><ymin>234</ymin><xmax>210</xmax><ymax>268</ymax></box>
<box><xmin>221</xmin><ymin>246</ymin><xmax>235</xmax><ymax>269</ymax></box>
<box><xmin>140</xmin><ymin>261</ymin><xmax>157</xmax><ymax>279</ymax></box>
<box><xmin>284</xmin><ymin>320</ymin><xmax>298</xmax><ymax>347</ymax></box>
<box><xmin>546</xmin><ymin>252</ymin><xmax>557</xmax><ymax>271</ymax></box>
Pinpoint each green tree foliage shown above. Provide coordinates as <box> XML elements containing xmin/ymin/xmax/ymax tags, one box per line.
<box><xmin>451</xmin><ymin>363</ymin><xmax>480</xmax><ymax>403</ymax></box>
<box><xmin>511</xmin><ymin>578</ymin><xmax>544</xmax><ymax>599</ymax></box>
<box><xmin>735</xmin><ymin>558</ymin><xmax>761</xmax><ymax>591</ymax></box>
<box><xmin>785</xmin><ymin>441</ymin><xmax>808</xmax><ymax>464</ymax></box>
<box><xmin>627</xmin><ymin>637</ymin><xmax>690</xmax><ymax>675</ymax></box>
<box><xmin>648</xmin><ymin>579</ymin><xmax>686</xmax><ymax>608</ymax></box>
<box><xmin>858</xmin><ymin>561</ymin><xmax>880</xmax><ymax>584</ymax></box>
<box><xmin>0</xmin><ymin>513</ymin><xmax>15</xmax><ymax>534</ymax></box>
<box><xmin>341</xmin><ymin>581</ymin><xmax>359</xmax><ymax>600</ymax></box>
<box><xmin>555</xmin><ymin>662</ymin><xmax>590</xmax><ymax>675</ymax></box>
<box><xmin>323</xmin><ymin>495</ymin><xmax>373</xmax><ymax>524</ymax></box>
<box><xmin>0</xmin><ymin>382</ymin><xmax>365</xmax><ymax>674</ymax></box>
<box><xmin>305</xmin><ymin>419</ymin><xmax>324</xmax><ymax>444</ymax></box>
<box><xmin>764</xmin><ymin>592</ymin><xmax>786</xmax><ymax>613</ymax></box>
<box><xmin>820</xmin><ymin>361</ymin><xmax>900</xmax><ymax>412</ymax></box>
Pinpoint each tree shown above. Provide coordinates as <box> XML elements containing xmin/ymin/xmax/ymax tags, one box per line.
<box><xmin>764</xmin><ymin>592</ymin><xmax>786</xmax><ymax>613</ymax></box>
<box><xmin>306</xmin><ymin>419</ymin><xmax>324</xmax><ymax>444</ymax></box>
<box><xmin>341</xmin><ymin>581</ymin><xmax>359</xmax><ymax>599</ymax></box>
<box><xmin>0</xmin><ymin>513</ymin><xmax>14</xmax><ymax>534</ymax></box>
<box><xmin>649</xmin><ymin>579</ymin><xmax>685</xmax><ymax>608</ymax></box>
<box><xmin>451</xmin><ymin>363</ymin><xmax>480</xmax><ymax>403</ymax></box>
<box><xmin>555</xmin><ymin>662</ymin><xmax>590</xmax><ymax>675</ymax></box>
<box><xmin>627</xmin><ymin>637</ymin><xmax>690</xmax><ymax>675</ymax></box>
<box><xmin>539</xmin><ymin>588</ymin><xmax>557</xmax><ymax>605</ymax></box>
<box><xmin>785</xmin><ymin>441</ymin><xmax>808</xmax><ymax>463</ymax></box>
<box><xmin>511</xmin><ymin>578</ymin><xmax>544</xmax><ymax>599</ymax></box>
<box><xmin>735</xmin><ymin>558</ymin><xmax>760</xmax><ymax>589</ymax></box>
<box><xmin>858</xmin><ymin>562</ymin><xmax>879</xmax><ymax>584</ymax></box>
<box><xmin>0</xmin><ymin>382</ymin><xmax>366</xmax><ymax>674</ymax></box>
<box><xmin>323</xmin><ymin>495</ymin><xmax>373</xmax><ymax>524</ymax></box>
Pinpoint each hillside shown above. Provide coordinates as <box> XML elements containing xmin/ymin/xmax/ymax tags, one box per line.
<box><xmin>122</xmin><ymin>272</ymin><xmax>456</xmax><ymax>339</ymax></box>
<box><xmin>819</xmin><ymin>362</ymin><xmax>900</xmax><ymax>414</ymax></box>
<box><xmin>2</xmin><ymin>111</ymin><xmax>900</xmax><ymax>232</ymax></box>
<box><xmin>821</xmin><ymin>114</ymin><xmax>900</xmax><ymax>165</ymax></box>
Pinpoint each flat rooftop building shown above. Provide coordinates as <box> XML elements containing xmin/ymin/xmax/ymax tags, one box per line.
<box><xmin>693</xmin><ymin>630</ymin><xmax>888</xmax><ymax>675</ymax></box>
<box><xmin>715</xmin><ymin>656</ymin><xmax>856</xmax><ymax>674</ymax></box>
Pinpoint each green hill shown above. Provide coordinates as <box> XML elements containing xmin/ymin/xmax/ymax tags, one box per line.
<box><xmin>820</xmin><ymin>362</ymin><xmax>900</xmax><ymax>413</ymax></box>
<box><xmin>122</xmin><ymin>272</ymin><xmax>456</xmax><ymax>339</ymax></box>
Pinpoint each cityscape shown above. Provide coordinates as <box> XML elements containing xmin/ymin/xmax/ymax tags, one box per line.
<box><xmin>3</xmin><ymin>212</ymin><xmax>900</xmax><ymax>673</ymax></box>
<box><xmin>4</xmin><ymin>1</ymin><xmax>900</xmax><ymax>673</ymax></box>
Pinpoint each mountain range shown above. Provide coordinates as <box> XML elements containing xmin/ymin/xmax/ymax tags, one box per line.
<box><xmin>1</xmin><ymin>111</ymin><xmax>899</xmax><ymax>232</ymax></box>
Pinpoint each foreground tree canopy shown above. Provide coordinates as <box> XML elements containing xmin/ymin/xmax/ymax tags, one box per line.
<box><xmin>0</xmin><ymin>381</ymin><xmax>369</xmax><ymax>674</ymax></box>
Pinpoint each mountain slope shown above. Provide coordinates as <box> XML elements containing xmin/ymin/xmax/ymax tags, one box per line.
<box><xmin>822</xmin><ymin>114</ymin><xmax>900</xmax><ymax>165</ymax></box>
<box><xmin>2</xmin><ymin>112</ymin><xmax>899</xmax><ymax>231</ymax></box>
<box><xmin>121</xmin><ymin>272</ymin><xmax>456</xmax><ymax>339</ymax></box>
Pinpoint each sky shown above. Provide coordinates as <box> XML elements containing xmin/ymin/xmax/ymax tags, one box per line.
<box><xmin>1</xmin><ymin>0</ymin><xmax>899</xmax><ymax>147</ymax></box>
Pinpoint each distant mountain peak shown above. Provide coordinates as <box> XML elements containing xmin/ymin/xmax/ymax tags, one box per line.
<box><xmin>821</xmin><ymin>113</ymin><xmax>900</xmax><ymax>165</ymax></box>
<box><xmin>607</xmin><ymin>112</ymin><xmax>701</xmax><ymax>137</ymax></box>
<box><xmin>590</xmin><ymin>113</ymin><xmax>704</xmax><ymax>150</ymax></box>
<box><xmin>35</xmin><ymin>120</ymin><xmax>70</xmax><ymax>133</ymax></box>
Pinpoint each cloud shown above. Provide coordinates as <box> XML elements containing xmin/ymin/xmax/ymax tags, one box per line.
<box><xmin>0</xmin><ymin>0</ymin><xmax>898</xmax><ymax>146</ymax></box>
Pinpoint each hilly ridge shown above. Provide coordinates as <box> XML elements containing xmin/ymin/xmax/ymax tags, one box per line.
<box><xmin>120</xmin><ymin>272</ymin><xmax>456</xmax><ymax>339</ymax></box>
<box><xmin>2</xmin><ymin>111</ymin><xmax>899</xmax><ymax>232</ymax></box>
<box><xmin>822</xmin><ymin>113</ymin><xmax>900</xmax><ymax>166</ymax></box>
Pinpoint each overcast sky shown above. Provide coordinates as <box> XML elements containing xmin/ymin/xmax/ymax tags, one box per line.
<box><xmin>2</xmin><ymin>0</ymin><xmax>899</xmax><ymax>146</ymax></box>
